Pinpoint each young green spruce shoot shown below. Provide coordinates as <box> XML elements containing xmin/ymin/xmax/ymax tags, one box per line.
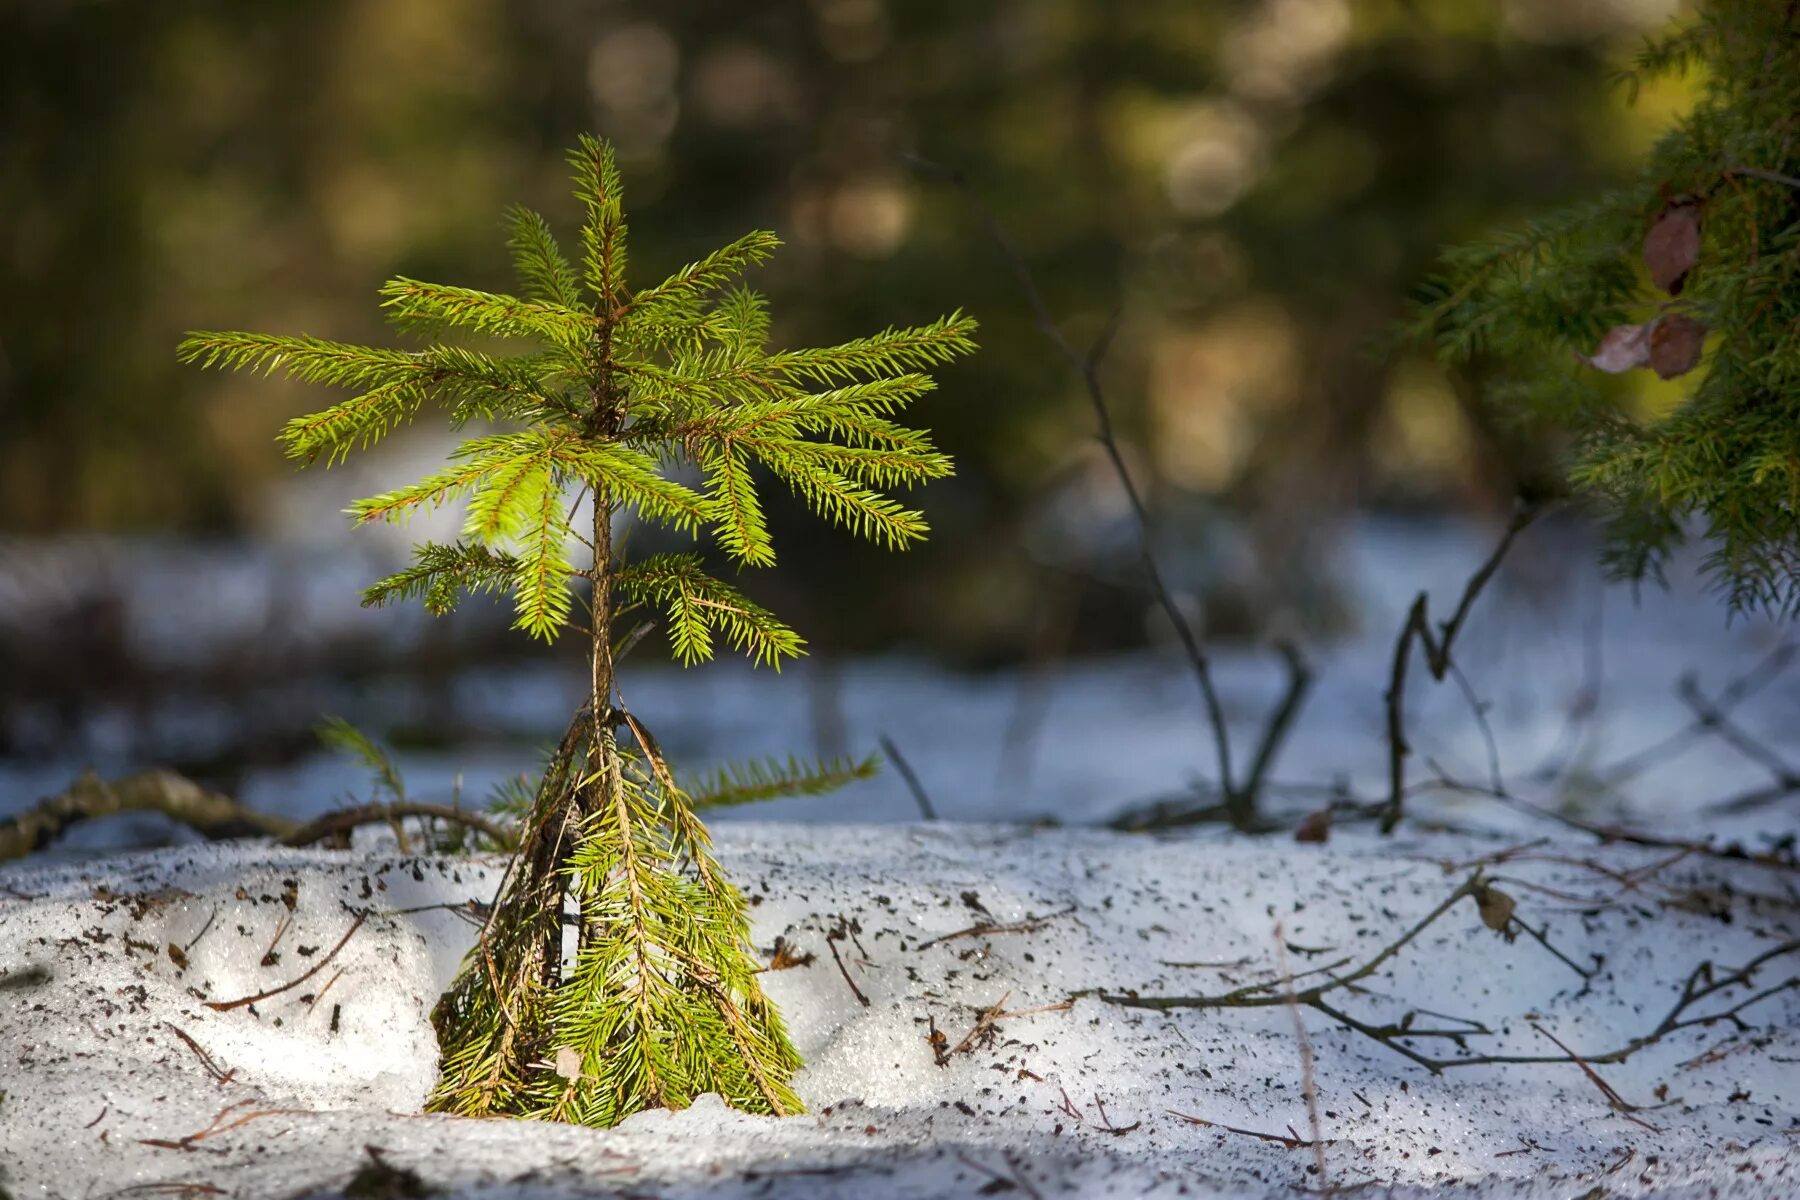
<box><xmin>180</xmin><ymin>135</ymin><xmax>977</xmax><ymax>1126</ymax></box>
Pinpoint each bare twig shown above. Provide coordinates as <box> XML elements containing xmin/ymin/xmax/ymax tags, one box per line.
<box><xmin>1381</xmin><ymin>507</ymin><xmax>1541</xmax><ymax>832</ymax></box>
<box><xmin>205</xmin><ymin>908</ymin><xmax>367</xmax><ymax>1012</ymax></box>
<box><xmin>161</xmin><ymin>1023</ymin><xmax>235</xmax><ymax>1086</ymax></box>
<box><xmin>1596</xmin><ymin>641</ymin><xmax>1795</xmax><ymax>790</ymax></box>
<box><xmin>1666</xmin><ymin>676</ymin><xmax>1800</xmax><ymax>814</ymax></box>
<box><xmin>910</xmin><ymin>152</ymin><xmax>1310</xmax><ymax>830</ymax></box>
<box><xmin>1</xmin><ymin>769</ymin><xmax>297</xmax><ymax>862</ymax></box>
<box><xmin>1531</xmin><ymin>1022</ymin><xmax>1660</xmax><ymax>1132</ymax></box>
<box><xmin>1242</xmin><ymin>641</ymin><xmax>1316</xmax><ymax>808</ymax></box>
<box><xmin>281</xmin><ymin>803</ymin><xmax>516</xmax><ymax>851</ymax></box>
<box><xmin>1428</xmin><ymin>770</ymin><xmax>1800</xmax><ymax>870</ymax></box>
<box><xmin>879</xmin><ymin>734</ymin><xmax>938</xmax><ymax>821</ymax></box>
<box><xmin>1104</xmin><ymin>870</ymin><xmax>1800</xmax><ymax>1076</ymax></box>
<box><xmin>1275</xmin><ymin>923</ymin><xmax>1329</xmax><ymax>1182</ymax></box>
<box><xmin>914</xmin><ymin>904</ymin><xmax>1077</xmax><ymax>951</ymax></box>
<box><xmin>1166</xmin><ymin>1109</ymin><xmax>1329</xmax><ymax>1150</ymax></box>
<box><xmin>933</xmin><ymin>993</ymin><xmax>1073</xmax><ymax>1065</ymax></box>
<box><xmin>825</xmin><ymin>915</ymin><xmax>870</xmax><ymax>1008</ymax></box>
<box><xmin>139</xmin><ymin>1100</ymin><xmax>309</xmax><ymax>1151</ymax></box>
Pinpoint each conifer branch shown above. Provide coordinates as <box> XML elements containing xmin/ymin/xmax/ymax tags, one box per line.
<box><xmin>615</xmin><ymin>554</ymin><xmax>803</xmax><ymax>666</ymax></box>
<box><xmin>380</xmin><ymin>278</ymin><xmax>591</xmax><ymax>345</ymax></box>
<box><xmin>361</xmin><ymin>542</ymin><xmax>523</xmax><ymax>615</ymax></box>
<box><xmin>684</xmin><ymin>755</ymin><xmax>879</xmax><ymax>810</ymax></box>
<box><xmin>571</xmin><ymin>134</ymin><xmax>629</xmax><ymax>310</ymax></box>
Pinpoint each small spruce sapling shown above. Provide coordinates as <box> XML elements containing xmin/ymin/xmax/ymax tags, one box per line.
<box><xmin>180</xmin><ymin>135</ymin><xmax>977</xmax><ymax>1126</ymax></box>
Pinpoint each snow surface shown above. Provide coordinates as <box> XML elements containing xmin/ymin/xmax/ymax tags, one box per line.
<box><xmin>3</xmin><ymin>825</ymin><xmax>1798</xmax><ymax>1198</ymax></box>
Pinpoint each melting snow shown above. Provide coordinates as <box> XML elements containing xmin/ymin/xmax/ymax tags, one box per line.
<box><xmin>3</xmin><ymin>824</ymin><xmax>1798</xmax><ymax>1197</ymax></box>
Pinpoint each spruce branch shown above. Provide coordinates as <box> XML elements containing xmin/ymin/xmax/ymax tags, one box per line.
<box><xmin>380</xmin><ymin>277</ymin><xmax>591</xmax><ymax>345</ymax></box>
<box><xmin>361</xmin><ymin>541</ymin><xmax>523</xmax><ymax>615</ymax></box>
<box><xmin>685</xmin><ymin>754</ymin><xmax>879</xmax><ymax>810</ymax></box>
<box><xmin>506</xmin><ymin>204</ymin><xmax>584</xmax><ymax>309</ymax></box>
<box><xmin>615</xmin><ymin>554</ymin><xmax>803</xmax><ymax>666</ymax></box>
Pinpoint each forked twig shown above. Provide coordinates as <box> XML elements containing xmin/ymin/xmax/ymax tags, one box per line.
<box><xmin>139</xmin><ymin>1100</ymin><xmax>310</xmax><ymax>1151</ymax></box>
<box><xmin>1166</xmin><ymin>1108</ymin><xmax>1329</xmax><ymax>1150</ymax></box>
<box><xmin>915</xmin><ymin>904</ymin><xmax>1077</xmax><ymax>951</ymax></box>
<box><xmin>825</xmin><ymin>915</ymin><xmax>870</xmax><ymax>1008</ymax></box>
<box><xmin>1104</xmin><ymin>871</ymin><xmax>1800</xmax><ymax>1076</ymax></box>
<box><xmin>161</xmin><ymin>1023</ymin><xmax>235</xmax><ymax>1086</ymax></box>
<box><xmin>911</xmin><ymin>153</ymin><xmax>1310</xmax><ymax>830</ymax></box>
<box><xmin>205</xmin><ymin>909</ymin><xmax>367</xmax><ymax>1012</ymax></box>
<box><xmin>1381</xmin><ymin>506</ymin><xmax>1542</xmax><ymax>832</ymax></box>
<box><xmin>1531</xmin><ymin>1023</ymin><xmax>1661</xmax><ymax>1132</ymax></box>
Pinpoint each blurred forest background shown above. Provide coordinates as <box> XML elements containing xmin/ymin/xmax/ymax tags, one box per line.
<box><xmin>1</xmin><ymin>0</ymin><xmax>1724</xmax><ymax>803</ymax></box>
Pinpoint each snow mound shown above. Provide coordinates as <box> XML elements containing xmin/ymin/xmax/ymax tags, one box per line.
<box><xmin>2</xmin><ymin>825</ymin><xmax>1797</xmax><ymax>1198</ymax></box>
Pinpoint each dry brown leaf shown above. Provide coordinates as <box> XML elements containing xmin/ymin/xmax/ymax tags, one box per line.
<box><xmin>1583</xmin><ymin>322</ymin><xmax>1653</xmax><ymax>373</ymax></box>
<box><xmin>1644</xmin><ymin>198</ymin><xmax>1702</xmax><ymax>295</ymax></box>
<box><xmin>1649</xmin><ymin>313</ymin><xmax>1707</xmax><ymax>379</ymax></box>
<box><xmin>1293</xmin><ymin>809</ymin><xmax>1331</xmax><ymax>844</ymax></box>
<box><xmin>1475</xmin><ymin>884</ymin><xmax>1517</xmax><ymax>934</ymax></box>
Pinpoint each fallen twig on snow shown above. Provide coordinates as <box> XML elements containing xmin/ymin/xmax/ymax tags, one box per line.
<box><xmin>825</xmin><ymin>915</ymin><xmax>870</xmax><ymax>1008</ymax></box>
<box><xmin>205</xmin><ymin>908</ymin><xmax>367</xmax><ymax>1012</ymax></box>
<box><xmin>1531</xmin><ymin>1022</ymin><xmax>1663</xmax><ymax>1132</ymax></box>
<box><xmin>161</xmin><ymin>1023</ymin><xmax>235</xmax><ymax>1086</ymax></box>
<box><xmin>1102</xmin><ymin>870</ymin><xmax>1800</xmax><ymax>1079</ymax></box>
<box><xmin>930</xmin><ymin>992</ymin><xmax>1073</xmax><ymax>1066</ymax></box>
<box><xmin>915</xmin><ymin>904</ymin><xmax>1077</xmax><ymax>951</ymax></box>
<box><xmin>1166</xmin><ymin>1108</ymin><xmax>1331</xmax><ymax>1150</ymax></box>
<box><xmin>280</xmin><ymin>802</ymin><xmax>516</xmax><ymax>851</ymax></box>
<box><xmin>139</xmin><ymin>1099</ymin><xmax>310</xmax><ymax>1151</ymax></box>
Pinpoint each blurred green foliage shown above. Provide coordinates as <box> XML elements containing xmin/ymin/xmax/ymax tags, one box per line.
<box><xmin>1</xmin><ymin>0</ymin><xmax>1691</xmax><ymax>656</ymax></box>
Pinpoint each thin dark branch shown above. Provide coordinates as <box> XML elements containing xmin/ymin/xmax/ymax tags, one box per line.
<box><xmin>1726</xmin><ymin>165</ymin><xmax>1800</xmax><ymax>190</ymax></box>
<box><xmin>1675</xmin><ymin>675</ymin><xmax>1800</xmax><ymax>793</ymax></box>
<box><xmin>280</xmin><ymin>802</ymin><xmax>516</xmax><ymax>851</ymax></box>
<box><xmin>825</xmin><ymin>916</ymin><xmax>870</xmax><ymax>1008</ymax></box>
<box><xmin>879</xmin><ymin>734</ymin><xmax>938</xmax><ymax>821</ymax></box>
<box><xmin>914</xmin><ymin>904</ymin><xmax>1078</xmax><ymax>951</ymax></box>
<box><xmin>1166</xmin><ymin>1108</ymin><xmax>1329</xmax><ymax>1150</ymax></box>
<box><xmin>1102</xmin><ymin>866</ymin><xmax>1800</xmax><ymax>1077</ymax></box>
<box><xmin>1104</xmin><ymin>873</ymin><xmax>1487</xmax><ymax>1011</ymax></box>
<box><xmin>1242</xmin><ymin>640</ymin><xmax>1315</xmax><ymax>806</ymax></box>
<box><xmin>1381</xmin><ymin>507</ymin><xmax>1541</xmax><ymax>833</ymax></box>
<box><xmin>205</xmin><ymin>908</ymin><xmax>367</xmax><ymax>1012</ymax></box>
<box><xmin>909</xmin><ymin>153</ymin><xmax>1292</xmax><ymax>829</ymax></box>
<box><xmin>1596</xmin><ymin>641</ymin><xmax>1795</xmax><ymax>788</ymax></box>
